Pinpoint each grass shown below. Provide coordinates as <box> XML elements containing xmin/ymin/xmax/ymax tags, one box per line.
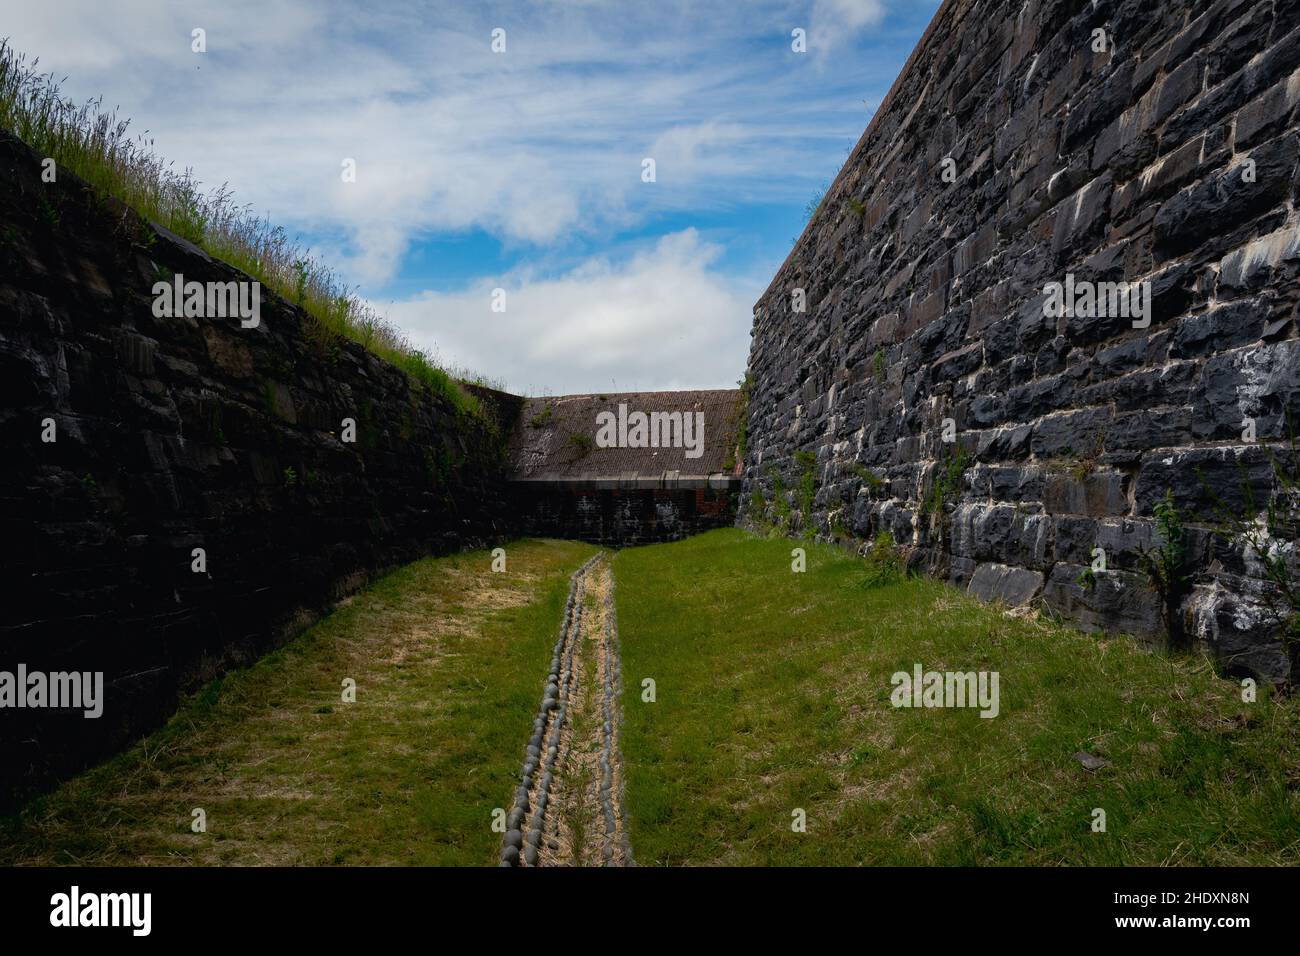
<box><xmin>0</xmin><ymin>38</ymin><xmax>483</xmax><ymax>418</ymax></box>
<box><xmin>613</xmin><ymin>528</ymin><xmax>1300</xmax><ymax>865</ymax></box>
<box><xmin>0</xmin><ymin>538</ymin><xmax>598</xmax><ymax>866</ymax></box>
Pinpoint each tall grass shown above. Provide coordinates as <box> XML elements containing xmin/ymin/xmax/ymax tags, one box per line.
<box><xmin>0</xmin><ymin>39</ymin><xmax>483</xmax><ymax>418</ymax></box>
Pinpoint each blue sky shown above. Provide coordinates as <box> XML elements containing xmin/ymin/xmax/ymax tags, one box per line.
<box><xmin>5</xmin><ymin>0</ymin><xmax>941</xmax><ymax>393</ymax></box>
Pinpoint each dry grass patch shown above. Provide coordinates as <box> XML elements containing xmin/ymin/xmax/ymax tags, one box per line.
<box><xmin>0</xmin><ymin>539</ymin><xmax>598</xmax><ymax>866</ymax></box>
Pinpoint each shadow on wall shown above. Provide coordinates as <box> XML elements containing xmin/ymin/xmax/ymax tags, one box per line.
<box><xmin>0</xmin><ymin>130</ymin><xmax>513</xmax><ymax>808</ymax></box>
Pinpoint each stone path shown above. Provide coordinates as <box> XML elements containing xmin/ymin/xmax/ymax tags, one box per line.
<box><xmin>500</xmin><ymin>552</ymin><xmax>633</xmax><ymax>866</ymax></box>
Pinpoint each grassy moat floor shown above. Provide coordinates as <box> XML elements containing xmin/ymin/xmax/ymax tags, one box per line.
<box><xmin>1</xmin><ymin>539</ymin><xmax>599</xmax><ymax>865</ymax></box>
<box><xmin>616</xmin><ymin>530</ymin><xmax>1300</xmax><ymax>865</ymax></box>
<box><xmin>2</xmin><ymin>529</ymin><xmax>1297</xmax><ymax>866</ymax></box>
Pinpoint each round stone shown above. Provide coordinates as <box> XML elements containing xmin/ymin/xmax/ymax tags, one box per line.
<box><xmin>526</xmin><ymin>828</ymin><xmax>542</xmax><ymax>847</ymax></box>
<box><xmin>523</xmin><ymin>844</ymin><xmax>538</xmax><ymax>865</ymax></box>
<box><xmin>499</xmin><ymin>846</ymin><xmax>518</xmax><ymax>865</ymax></box>
<box><xmin>504</xmin><ymin>829</ymin><xmax>523</xmax><ymax>848</ymax></box>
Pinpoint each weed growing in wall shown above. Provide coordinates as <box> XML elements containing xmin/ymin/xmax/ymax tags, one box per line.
<box><xmin>1202</xmin><ymin>433</ymin><xmax>1300</xmax><ymax>657</ymax></box>
<box><xmin>1139</xmin><ymin>490</ymin><xmax>1190</xmax><ymax>644</ymax></box>
<box><xmin>851</xmin><ymin>462</ymin><xmax>885</xmax><ymax>494</ymax></box>
<box><xmin>723</xmin><ymin>374</ymin><xmax>751</xmax><ymax>472</ymax></box>
<box><xmin>872</xmin><ymin>349</ymin><xmax>886</xmax><ymax>383</ymax></box>
<box><xmin>768</xmin><ymin>469</ymin><xmax>792</xmax><ymax>534</ymax></box>
<box><xmin>802</xmin><ymin>180</ymin><xmax>828</xmax><ymax>224</ymax></box>
<box><xmin>794</xmin><ymin>449</ymin><xmax>817</xmax><ymax>538</ymax></box>
<box><xmin>854</xmin><ymin>531</ymin><xmax>905</xmax><ymax>589</ymax></box>
<box><xmin>566</xmin><ymin>432</ymin><xmax>594</xmax><ymax>458</ymax></box>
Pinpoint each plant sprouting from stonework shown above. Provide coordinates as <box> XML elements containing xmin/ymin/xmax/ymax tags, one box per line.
<box><xmin>528</xmin><ymin>404</ymin><xmax>555</xmax><ymax>428</ymax></box>
<box><xmin>1200</xmin><ymin>428</ymin><xmax>1300</xmax><ymax>655</ymax></box>
<box><xmin>923</xmin><ymin>446</ymin><xmax>968</xmax><ymax>518</ymax></box>
<box><xmin>803</xmin><ymin>180</ymin><xmax>829</xmax><ymax>224</ymax></box>
<box><xmin>921</xmin><ymin>446</ymin><xmax>968</xmax><ymax>556</ymax></box>
<box><xmin>851</xmin><ymin>462</ymin><xmax>885</xmax><ymax>494</ymax></box>
<box><xmin>854</xmin><ymin>531</ymin><xmax>905</xmax><ymax>589</ymax></box>
<box><xmin>768</xmin><ymin>468</ymin><xmax>792</xmax><ymax>533</ymax></box>
<box><xmin>794</xmin><ymin>449</ymin><xmax>818</xmax><ymax>538</ymax></box>
<box><xmin>1139</xmin><ymin>489</ymin><xmax>1190</xmax><ymax>644</ymax></box>
<box><xmin>723</xmin><ymin>374</ymin><xmax>752</xmax><ymax>472</ymax></box>
<box><xmin>566</xmin><ymin>432</ymin><xmax>594</xmax><ymax>458</ymax></box>
<box><xmin>872</xmin><ymin>349</ymin><xmax>887</xmax><ymax>384</ymax></box>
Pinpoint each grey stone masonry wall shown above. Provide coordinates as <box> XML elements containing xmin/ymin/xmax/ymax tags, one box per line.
<box><xmin>741</xmin><ymin>0</ymin><xmax>1300</xmax><ymax>682</ymax></box>
<box><xmin>0</xmin><ymin>129</ymin><xmax>513</xmax><ymax>807</ymax></box>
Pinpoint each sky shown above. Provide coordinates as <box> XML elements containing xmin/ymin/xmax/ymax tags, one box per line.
<box><xmin>2</xmin><ymin>0</ymin><xmax>941</xmax><ymax>394</ymax></box>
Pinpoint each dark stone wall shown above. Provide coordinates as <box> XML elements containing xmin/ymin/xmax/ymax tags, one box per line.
<box><xmin>742</xmin><ymin>0</ymin><xmax>1300</xmax><ymax>681</ymax></box>
<box><xmin>511</xmin><ymin>486</ymin><xmax>735</xmax><ymax>546</ymax></box>
<box><xmin>0</xmin><ymin>131</ymin><xmax>513</xmax><ymax>806</ymax></box>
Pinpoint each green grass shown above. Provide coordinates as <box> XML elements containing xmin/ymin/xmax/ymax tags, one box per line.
<box><xmin>614</xmin><ymin>529</ymin><xmax>1300</xmax><ymax>865</ymax></box>
<box><xmin>0</xmin><ymin>538</ymin><xmax>598</xmax><ymax>866</ymax></box>
<box><xmin>0</xmin><ymin>39</ymin><xmax>487</xmax><ymax>417</ymax></box>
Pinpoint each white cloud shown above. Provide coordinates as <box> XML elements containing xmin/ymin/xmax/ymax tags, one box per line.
<box><xmin>2</xmin><ymin>0</ymin><xmax>905</xmax><ymax>282</ymax></box>
<box><xmin>2</xmin><ymin>0</ymin><xmax>936</xmax><ymax>390</ymax></box>
<box><xmin>383</xmin><ymin>230</ymin><xmax>759</xmax><ymax>393</ymax></box>
<box><xmin>810</xmin><ymin>0</ymin><xmax>888</xmax><ymax>53</ymax></box>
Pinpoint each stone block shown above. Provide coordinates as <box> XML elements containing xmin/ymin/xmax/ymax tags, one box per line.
<box><xmin>967</xmin><ymin>561</ymin><xmax>1044</xmax><ymax>605</ymax></box>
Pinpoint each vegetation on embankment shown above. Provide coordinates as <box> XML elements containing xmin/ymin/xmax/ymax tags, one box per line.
<box><xmin>0</xmin><ymin>539</ymin><xmax>598</xmax><ymax>865</ymax></box>
<box><xmin>0</xmin><ymin>38</ymin><xmax>493</xmax><ymax>417</ymax></box>
<box><xmin>613</xmin><ymin>529</ymin><xmax>1300</xmax><ymax>865</ymax></box>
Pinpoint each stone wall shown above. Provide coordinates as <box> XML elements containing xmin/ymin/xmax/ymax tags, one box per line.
<box><xmin>741</xmin><ymin>0</ymin><xmax>1300</xmax><ymax>682</ymax></box>
<box><xmin>510</xmin><ymin>486</ymin><xmax>736</xmax><ymax>546</ymax></box>
<box><xmin>0</xmin><ymin>131</ymin><xmax>513</xmax><ymax>806</ymax></box>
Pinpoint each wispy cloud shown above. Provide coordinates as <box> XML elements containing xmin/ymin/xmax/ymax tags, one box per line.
<box><xmin>384</xmin><ymin>229</ymin><xmax>760</xmax><ymax>394</ymax></box>
<box><xmin>4</xmin><ymin>0</ymin><xmax>937</xmax><ymax>390</ymax></box>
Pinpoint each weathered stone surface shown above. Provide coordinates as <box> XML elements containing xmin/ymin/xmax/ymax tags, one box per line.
<box><xmin>0</xmin><ymin>131</ymin><xmax>515</xmax><ymax>807</ymax></box>
<box><xmin>1186</xmin><ymin>578</ymin><xmax>1291</xmax><ymax>682</ymax></box>
<box><xmin>1042</xmin><ymin>565</ymin><xmax>1165</xmax><ymax>638</ymax></box>
<box><xmin>741</xmin><ymin>0</ymin><xmax>1300</xmax><ymax>682</ymax></box>
<box><xmin>967</xmin><ymin>562</ymin><xmax>1044</xmax><ymax>606</ymax></box>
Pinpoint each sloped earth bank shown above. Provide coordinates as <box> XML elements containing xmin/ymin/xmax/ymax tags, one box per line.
<box><xmin>501</xmin><ymin>553</ymin><xmax>633</xmax><ymax>866</ymax></box>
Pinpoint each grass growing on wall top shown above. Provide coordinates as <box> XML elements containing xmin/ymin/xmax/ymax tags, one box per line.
<box><xmin>0</xmin><ymin>39</ymin><xmax>485</xmax><ymax>419</ymax></box>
